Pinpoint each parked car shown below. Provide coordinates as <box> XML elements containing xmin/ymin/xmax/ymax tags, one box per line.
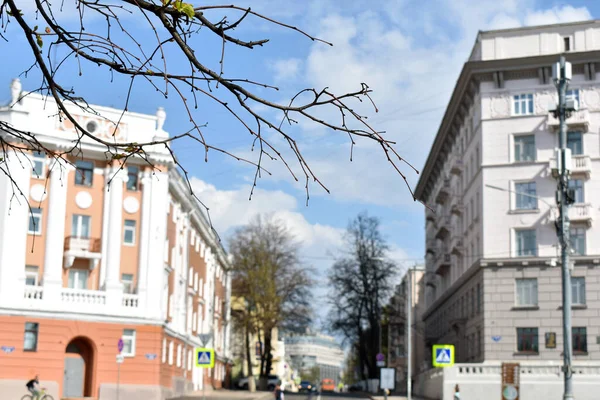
<box><xmin>321</xmin><ymin>378</ymin><xmax>335</xmax><ymax>392</ymax></box>
<box><xmin>298</xmin><ymin>381</ymin><xmax>316</xmax><ymax>392</ymax></box>
<box><xmin>237</xmin><ymin>375</ymin><xmax>280</xmax><ymax>391</ymax></box>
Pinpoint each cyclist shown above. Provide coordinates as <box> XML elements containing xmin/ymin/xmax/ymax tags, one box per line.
<box><xmin>26</xmin><ymin>375</ymin><xmax>42</xmax><ymax>400</ymax></box>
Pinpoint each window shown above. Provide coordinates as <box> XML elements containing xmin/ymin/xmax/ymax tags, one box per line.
<box><xmin>68</xmin><ymin>269</ymin><xmax>89</xmax><ymax>289</ymax></box>
<box><xmin>71</xmin><ymin>214</ymin><xmax>91</xmax><ymax>238</ymax></box>
<box><xmin>513</xmin><ymin>94</ymin><xmax>534</xmax><ymax>116</ymax></box>
<box><xmin>567</xmin><ymin>131</ymin><xmax>582</xmax><ymax>155</ymax></box>
<box><xmin>24</xmin><ymin>322</ymin><xmax>39</xmax><ymax>351</ymax></box>
<box><xmin>122</xmin><ymin>274</ymin><xmax>134</xmax><ymax>294</ymax></box>
<box><xmin>28</xmin><ymin>208</ymin><xmax>42</xmax><ymax>235</ymax></box>
<box><xmin>571</xmin><ymin>277</ymin><xmax>586</xmax><ymax>305</ymax></box>
<box><xmin>25</xmin><ymin>266</ymin><xmax>39</xmax><ymax>286</ymax></box>
<box><xmin>74</xmin><ymin>160</ymin><xmax>94</xmax><ymax>186</ymax></box>
<box><xmin>514</xmin><ymin>135</ymin><xmax>535</xmax><ymax>162</ymax></box>
<box><xmin>515</xmin><ymin>182</ymin><xmax>537</xmax><ymax>210</ymax></box>
<box><xmin>570</xmin><ymin>228</ymin><xmax>585</xmax><ymax>255</ymax></box>
<box><xmin>564</xmin><ymin>37</ymin><xmax>571</xmax><ymax>52</ymax></box>
<box><xmin>177</xmin><ymin>344</ymin><xmax>182</xmax><ymax>367</ymax></box>
<box><xmin>168</xmin><ymin>341</ymin><xmax>174</xmax><ymax>365</ymax></box>
<box><xmin>517</xmin><ymin>328</ymin><xmax>539</xmax><ymax>353</ymax></box>
<box><xmin>122</xmin><ymin>329</ymin><xmax>136</xmax><ymax>356</ymax></box>
<box><xmin>194</xmin><ymin>273</ymin><xmax>199</xmax><ymax>292</ymax></box>
<box><xmin>516</xmin><ymin>229</ymin><xmax>536</xmax><ymax>257</ymax></box>
<box><xmin>477</xmin><ymin>284</ymin><xmax>481</xmax><ymax>314</ymax></box>
<box><xmin>566</xmin><ymin>89</ymin><xmax>579</xmax><ymax>104</ymax></box>
<box><xmin>573</xmin><ymin>327</ymin><xmax>587</xmax><ymax>353</ymax></box>
<box><xmin>127</xmin><ymin>166</ymin><xmax>139</xmax><ymax>191</ymax></box>
<box><xmin>31</xmin><ymin>153</ymin><xmax>45</xmax><ymax>179</ymax></box>
<box><xmin>162</xmin><ymin>338</ymin><xmax>167</xmax><ymax>363</ymax></box>
<box><xmin>123</xmin><ymin>220</ymin><xmax>136</xmax><ymax>245</ymax></box>
<box><xmin>470</xmin><ymin>288</ymin><xmax>475</xmax><ymax>317</ymax></box>
<box><xmin>516</xmin><ymin>278</ymin><xmax>538</xmax><ymax>306</ymax></box>
<box><xmin>568</xmin><ymin>180</ymin><xmax>584</xmax><ymax>203</ymax></box>
<box><xmin>188</xmin><ymin>349</ymin><xmax>193</xmax><ymax>371</ymax></box>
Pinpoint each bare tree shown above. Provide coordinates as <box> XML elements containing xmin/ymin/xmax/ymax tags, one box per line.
<box><xmin>327</xmin><ymin>212</ymin><xmax>396</xmax><ymax>380</ymax></box>
<box><xmin>229</xmin><ymin>213</ymin><xmax>312</xmax><ymax>390</ymax></box>
<box><xmin>0</xmin><ymin>0</ymin><xmax>419</xmax><ymax>224</ymax></box>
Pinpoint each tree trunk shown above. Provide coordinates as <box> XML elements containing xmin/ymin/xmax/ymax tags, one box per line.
<box><xmin>260</xmin><ymin>328</ymin><xmax>274</xmax><ymax>391</ymax></box>
<box><xmin>245</xmin><ymin>318</ymin><xmax>256</xmax><ymax>392</ymax></box>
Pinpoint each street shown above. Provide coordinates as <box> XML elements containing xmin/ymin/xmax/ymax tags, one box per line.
<box><xmin>285</xmin><ymin>393</ymin><xmax>369</xmax><ymax>400</ymax></box>
<box><xmin>172</xmin><ymin>391</ymin><xmax>371</xmax><ymax>400</ymax></box>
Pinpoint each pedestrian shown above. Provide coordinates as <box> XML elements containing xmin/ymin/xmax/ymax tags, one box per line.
<box><xmin>454</xmin><ymin>384</ymin><xmax>460</xmax><ymax>399</ymax></box>
<box><xmin>274</xmin><ymin>382</ymin><xmax>284</xmax><ymax>400</ymax></box>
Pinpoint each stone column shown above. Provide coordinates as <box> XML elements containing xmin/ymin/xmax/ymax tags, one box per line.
<box><xmin>42</xmin><ymin>159</ymin><xmax>70</xmax><ymax>303</ymax></box>
<box><xmin>136</xmin><ymin>169</ymin><xmax>152</xmax><ymax>311</ymax></box>
<box><xmin>104</xmin><ymin>164</ymin><xmax>125</xmax><ymax>307</ymax></box>
<box><xmin>0</xmin><ymin>150</ymin><xmax>31</xmax><ymax>307</ymax></box>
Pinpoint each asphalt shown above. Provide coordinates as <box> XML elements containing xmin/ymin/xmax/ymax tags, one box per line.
<box><xmin>171</xmin><ymin>390</ymin><xmax>371</xmax><ymax>400</ymax></box>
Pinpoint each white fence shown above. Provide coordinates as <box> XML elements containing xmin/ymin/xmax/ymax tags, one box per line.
<box><xmin>414</xmin><ymin>362</ymin><xmax>600</xmax><ymax>400</ymax></box>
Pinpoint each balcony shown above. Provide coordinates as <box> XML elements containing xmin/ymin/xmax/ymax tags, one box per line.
<box><xmin>426</xmin><ymin>208</ymin><xmax>436</xmax><ymax>222</ymax></box>
<box><xmin>549</xmin><ymin>155</ymin><xmax>591</xmax><ymax>179</ymax></box>
<box><xmin>64</xmin><ymin>236</ymin><xmax>102</xmax><ymax>269</ymax></box>
<box><xmin>435</xmin><ymin>215</ymin><xmax>452</xmax><ymax>239</ymax></box>
<box><xmin>450</xmin><ymin>155</ymin><xmax>463</xmax><ymax>175</ymax></box>
<box><xmin>551</xmin><ymin>203</ymin><xmax>593</xmax><ymax>227</ymax></box>
<box><xmin>450</xmin><ymin>197</ymin><xmax>464</xmax><ymax>215</ymax></box>
<box><xmin>435</xmin><ymin>179</ymin><xmax>451</xmax><ymax>204</ymax></box>
<box><xmin>426</xmin><ymin>238</ymin><xmax>436</xmax><ymax>255</ymax></box>
<box><xmin>547</xmin><ymin>109</ymin><xmax>590</xmax><ymax>133</ymax></box>
<box><xmin>451</xmin><ymin>236</ymin><xmax>464</xmax><ymax>255</ymax></box>
<box><xmin>434</xmin><ymin>250</ymin><xmax>451</xmax><ymax>275</ymax></box>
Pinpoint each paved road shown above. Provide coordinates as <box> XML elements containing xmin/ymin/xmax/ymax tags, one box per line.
<box><xmin>171</xmin><ymin>390</ymin><xmax>369</xmax><ymax>400</ymax></box>
<box><xmin>284</xmin><ymin>392</ymin><xmax>369</xmax><ymax>400</ymax></box>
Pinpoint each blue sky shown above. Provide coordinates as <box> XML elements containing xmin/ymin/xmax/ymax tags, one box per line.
<box><xmin>2</xmin><ymin>0</ymin><xmax>598</xmax><ymax>328</ymax></box>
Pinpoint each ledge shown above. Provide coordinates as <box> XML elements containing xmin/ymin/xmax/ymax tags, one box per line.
<box><xmin>513</xmin><ymin>352</ymin><xmax>539</xmax><ymax>356</ymax></box>
<box><xmin>558</xmin><ymin>305</ymin><xmax>588</xmax><ymax>310</ymax></box>
<box><xmin>509</xmin><ymin>209</ymin><xmax>541</xmax><ymax>215</ymax></box>
<box><xmin>511</xmin><ymin>306</ymin><xmax>540</xmax><ymax>311</ymax></box>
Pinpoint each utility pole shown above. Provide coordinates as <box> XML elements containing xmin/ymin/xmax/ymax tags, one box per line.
<box><xmin>406</xmin><ymin>265</ymin><xmax>413</xmax><ymax>400</ymax></box>
<box><xmin>552</xmin><ymin>55</ymin><xmax>575</xmax><ymax>400</ymax></box>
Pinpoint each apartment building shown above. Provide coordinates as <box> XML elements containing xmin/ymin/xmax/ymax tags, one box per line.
<box><xmin>0</xmin><ymin>80</ymin><xmax>232</xmax><ymax>400</ymax></box>
<box><xmin>386</xmin><ymin>265</ymin><xmax>426</xmax><ymax>390</ymax></box>
<box><xmin>285</xmin><ymin>331</ymin><xmax>344</xmax><ymax>385</ymax></box>
<box><xmin>415</xmin><ymin>20</ymin><xmax>600</xmax><ymax>370</ymax></box>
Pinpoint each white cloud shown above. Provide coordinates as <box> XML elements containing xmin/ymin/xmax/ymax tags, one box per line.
<box><xmin>524</xmin><ymin>6</ymin><xmax>592</xmax><ymax>27</ymax></box>
<box><xmin>270</xmin><ymin>58</ymin><xmax>303</xmax><ymax>82</ymax></box>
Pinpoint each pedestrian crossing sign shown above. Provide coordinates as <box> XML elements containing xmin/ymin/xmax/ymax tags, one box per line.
<box><xmin>195</xmin><ymin>347</ymin><xmax>215</xmax><ymax>368</ymax></box>
<box><xmin>432</xmin><ymin>344</ymin><xmax>454</xmax><ymax>367</ymax></box>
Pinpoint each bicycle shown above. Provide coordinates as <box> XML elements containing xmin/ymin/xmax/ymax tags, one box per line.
<box><xmin>21</xmin><ymin>388</ymin><xmax>54</xmax><ymax>400</ymax></box>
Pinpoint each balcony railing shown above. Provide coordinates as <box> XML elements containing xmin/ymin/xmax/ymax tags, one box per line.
<box><xmin>123</xmin><ymin>293</ymin><xmax>139</xmax><ymax>308</ymax></box>
<box><xmin>450</xmin><ymin>236</ymin><xmax>464</xmax><ymax>255</ymax></box>
<box><xmin>435</xmin><ymin>179</ymin><xmax>451</xmax><ymax>204</ymax></box>
<box><xmin>435</xmin><ymin>215</ymin><xmax>451</xmax><ymax>239</ymax></box>
<box><xmin>551</xmin><ymin>203</ymin><xmax>593</xmax><ymax>227</ymax></box>
<box><xmin>450</xmin><ymin>155</ymin><xmax>463</xmax><ymax>175</ymax></box>
<box><xmin>549</xmin><ymin>155</ymin><xmax>591</xmax><ymax>179</ymax></box>
<box><xmin>547</xmin><ymin>109</ymin><xmax>590</xmax><ymax>133</ymax></box>
<box><xmin>434</xmin><ymin>251</ymin><xmax>451</xmax><ymax>275</ymax></box>
<box><xmin>61</xmin><ymin>288</ymin><xmax>106</xmax><ymax>304</ymax></box>
<box><xmin>64</xmin><ymin>236</ymin><xmax>102</xmax><ymax>253</ymax></box>
<box><xmin>24</xmin><ymin>286</ymin><xmax>43</xmax><ymax>300</ymax></box>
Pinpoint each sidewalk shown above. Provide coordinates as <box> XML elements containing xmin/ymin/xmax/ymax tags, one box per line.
<box><xmin>369</xmin><ymin>396</ymin><xmax>429</xmax><ymax>400</ymax></box>
<box><xmin>174</xmin><ymin>389</ymin><xmax>273</xmax><ymax>400</ymax></box>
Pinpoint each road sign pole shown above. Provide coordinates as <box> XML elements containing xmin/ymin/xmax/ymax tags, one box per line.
<box><xmin>117</xmin><ymin>362</ymin><xmax>121</xmax><ymax>400</ymax></box>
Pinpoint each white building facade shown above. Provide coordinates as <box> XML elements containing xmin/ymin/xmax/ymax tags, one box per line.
<box><xmin>414</xmin><ymin>20</ymin><xmax>600</xmax><ymax>400</ymax></box>
<box><xmin>285</xmin><ymin>332</ymin><xmax>345</xmax><ymax>385</ymax></box>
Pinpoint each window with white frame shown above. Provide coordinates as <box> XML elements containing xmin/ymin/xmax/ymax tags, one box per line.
<box><xmin>72</xmin><ymin>214</ymin><xmax>91</xmax><ymax>238</ymax></box>
<box><xmin>68</xmin><ymin>269</ymin><xmax>89</xmax><ymax>289</ymax></box>
<box><xmin>571</xmin><ymin>277</ymin><xmax>586</xmax><ymax>305</ymax></box>
<box><xmin>515</xmin><ymin>182</ymin><xmax>537</xmax><ymax>210</ymax></box>
<box><xmin>197</xmin><ymin>304</ymin><xmax>203</xmax><ymax>332</ymax></box>
<box><xmin>177</xmin><ymin>344</ymin><xmax>182</xmax><ymax>367</ymax></box>
<box><xmin>516</xmin><ymin>278</ymin><xmax>538</xmax><ymax>306</ymax></box>
<box><xmin>514</xmin><ymin>135</ymin><xmax>535</xmax><ymax>162</ymax></box>
<box><xmin>122</xmin><ymin>329</ymin><xmax>136</xmax><ymax>356</ymax></box>
<box><xmin>25</xmin><ymin>266</ymin><xmax>39</xmax><ymax>286</ymax></box>
<box><xmin>31</xmin><ymin>153</ymin><xmax>46</xmax><ymax>179</ymax></box>
<box><xmin>568</xmin><ymin>179</ymin><xmax>584</xmax><ymax>203</ymax></box>
<box><xmin>162</xmin><ymin>338</ymin><xmax>167</xmax><ymax>363</ymax></box>
<box><xmin>566</xmin><ymin>89</ymin><xmax>579</xmax><ymax>104</ymax></box>
<box><xmin>567</xmin><ymin>131</ymin><xmax>583</xmax><ymax>155</ymax></box>
<box><xmin>516</xmin><ymin>229</ymin><xmax>536</xmax><ymax>257</ymax></box>
<box><xmin>194</xmin><ymin>273</ymin><xmax>199</xmax><ymax>291</ymax></box>
<box><xmin>193</xmin><ymin>312</ymin><xmax>197</xmax><ymax>331</ymax></box>
<box><xmin>188</xmin><ymin>267</ymin><xmax>193</xmax><ymax>286</ymax></box>
<box><xmin>123</xmin><ymin>219</ymin><xmax>136</xmax><ymax>245</ymax></box>
<box><xmin>513</xmin><ymin>94</ymin><xmax>534</xmax><ymax>115</ymax></box>
<box><xmin>122</xmin><ymin>273</ymin><xmax>134</xmax><ymax>294</ymax></box>
<box><xmin>28</xmin><ymin>208</ymin><xmax>42</xmax><ymax>235</ymax></box>
<box><xmin>188</xmin><ymin>350</ymin><xmax>193</xmax><ymax>371</ymax></box>
<box><xmin>168</xmin><ymin>341</ymin><xmax>174</xmax><ymax>365</ymax></box>
<box><xmin>570</xmin><ymin>227</ymin><xmax>586</xmax><ymax>255</ymax></box>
